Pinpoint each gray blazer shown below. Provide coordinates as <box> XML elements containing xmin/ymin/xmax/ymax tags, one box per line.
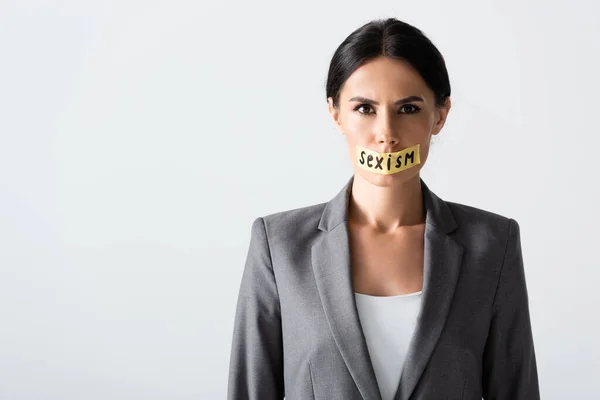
<box><xmin>227</xmin><ymin>175</ymin><xmax>540</xmax><ymax>400</ymax></box>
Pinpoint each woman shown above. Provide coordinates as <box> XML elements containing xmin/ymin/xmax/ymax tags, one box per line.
<box><xmin>227</xmin><ymin>18</ymin><xmax>540</xmax><ymax>400</ymax></box>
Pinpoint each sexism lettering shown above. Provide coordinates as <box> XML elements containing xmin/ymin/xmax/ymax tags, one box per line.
<box><xmin>356</xmin><ymin>143</ymin><xmax>421</xmax><ymax>175</ymax></box>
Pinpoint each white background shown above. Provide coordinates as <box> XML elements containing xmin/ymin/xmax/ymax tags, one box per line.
<box><xmin>1</xmin><ymin>0</ymin><xmax>599</xmax><ymax>398</ymax></box>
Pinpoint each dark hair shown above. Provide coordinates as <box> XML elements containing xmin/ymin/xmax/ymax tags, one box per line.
<box><xmin>326</xmin><ymin>18</ymin><xmax>451</xmax><ymax>109</ymax></box>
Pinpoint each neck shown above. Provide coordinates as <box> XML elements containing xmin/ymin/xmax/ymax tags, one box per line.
<box><xmin>348</xmin><ymin>173</ymin><xmax>425</xmax><ymax>233</ymax></box>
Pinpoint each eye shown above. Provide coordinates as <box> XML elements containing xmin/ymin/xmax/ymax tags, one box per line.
<box><xmin>399</xmin><ymin>104</ymin><xmax>421</xmax><ymax>114</ymax></box>
<box><xmin>354</xmin><ymin>104</ymin><xmax>374</xmax><ymax>115</ymax></box>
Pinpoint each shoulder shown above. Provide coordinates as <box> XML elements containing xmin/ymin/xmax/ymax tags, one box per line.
<box><xmin>250</xmin><ymin>201</ymin><xmax>328</xmax><ymax>241</ymax></box>
<box><xmin>446</xmin><ymin>200</ymin><xmax>512</xmax><ymax>225</ymax></box>
<box><xmin>444</xmin><ymin>199</ymin><xmax>517</xmax><ymax>246</ymax></box>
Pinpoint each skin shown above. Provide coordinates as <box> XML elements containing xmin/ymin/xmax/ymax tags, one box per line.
<box><xmin>327</xmin><ymin>56</ymin><xmax>451</xmax><ymax>296</ymax></box>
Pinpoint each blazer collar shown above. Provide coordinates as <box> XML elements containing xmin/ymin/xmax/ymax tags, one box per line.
<box><xmin>311</xmin><ymin>174</ymin><xmax>464</xmax><ymax>400</ymax></box>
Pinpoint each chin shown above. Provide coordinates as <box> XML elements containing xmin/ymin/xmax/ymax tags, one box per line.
<box><xmin>356</xmin><ymin>166</ymin><xmax>422</xmax><ymax>187</ymax></box>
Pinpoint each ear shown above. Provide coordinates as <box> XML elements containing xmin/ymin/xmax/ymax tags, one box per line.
<box><xmin>327</xmin><ymin>97</ymin><xmax>344</xmax><ymax>135</ymax></box>
<box><xmin>432</xmin><ymin>97</ymin><xmax>451</xmax><ymax>136</ymax></box>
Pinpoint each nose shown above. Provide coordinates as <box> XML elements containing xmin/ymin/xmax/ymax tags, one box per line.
<box><xmin>375</xmin><ymin>126</ymin><xmax>400</xmax><ymax>150</ymax></box>
<box><xmin>377</xmin><ymin>135</ymin><xmax>398</xmax><ymax>146</ymax></box>
<box><xmin>374</xmin><ymin>113</ymin><xmax>400</xmax><ymax>149</ymax></box>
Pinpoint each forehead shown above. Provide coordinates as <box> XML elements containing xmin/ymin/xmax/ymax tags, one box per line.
<box><xmin>340</xmin><ymin>56</ymin><xmax>433</xmax><ymax>101</ymax></box>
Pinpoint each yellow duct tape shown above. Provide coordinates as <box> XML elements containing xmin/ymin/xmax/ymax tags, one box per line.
<box><xmin>356</xmin><ymin>143</ymin><xmax>421</xmax><ymax>175</ymax></box>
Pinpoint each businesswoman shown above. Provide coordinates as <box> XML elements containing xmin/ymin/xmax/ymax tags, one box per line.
<box><xmin>227</xmin><ymin>18</ymin><xmax>540</xmax><ymax>400</ymax></box>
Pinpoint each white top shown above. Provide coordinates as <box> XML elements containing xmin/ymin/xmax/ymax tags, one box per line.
<box><xmin>354</xmin><ymin>290</ymin><xmax>423</xmax><ymax>400</ymax></box>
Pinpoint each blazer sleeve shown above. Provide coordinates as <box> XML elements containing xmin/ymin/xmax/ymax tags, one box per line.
<box><xmin>482</xmin><ymin>218</ymin><xmax>541</xmax><ymax>399</ymax></box>
<box><xmin>227</xmin><ymin>217</ymin><xmax>285</xmax><ymax>400</ymax></box>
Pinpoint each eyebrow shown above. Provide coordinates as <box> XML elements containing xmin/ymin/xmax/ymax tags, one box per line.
<box><xmin>348</xmin><ymin>95</ymin><xmax>424</xmax><ymax>105</ymax></box>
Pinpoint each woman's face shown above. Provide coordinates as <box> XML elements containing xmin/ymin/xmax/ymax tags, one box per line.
<box><xmin>328</xmin><ymin>56</ymin><xmax>451</xmax><ymax>187</ymax></box>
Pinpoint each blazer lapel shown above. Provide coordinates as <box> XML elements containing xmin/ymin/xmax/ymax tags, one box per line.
<box><xmin>311</xmin><ymin>174</ymin><xmax>464</xmax><ymax>400</ymax></box>
<box><xmin>311</xmin><ymin>175</ymin><xmax>382</xmax><ymax>400</ymax></box>
<box><xmin>392</xmin><ymin>207</ymin><xmax>464</xmax><ymax>400</ymax></box>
